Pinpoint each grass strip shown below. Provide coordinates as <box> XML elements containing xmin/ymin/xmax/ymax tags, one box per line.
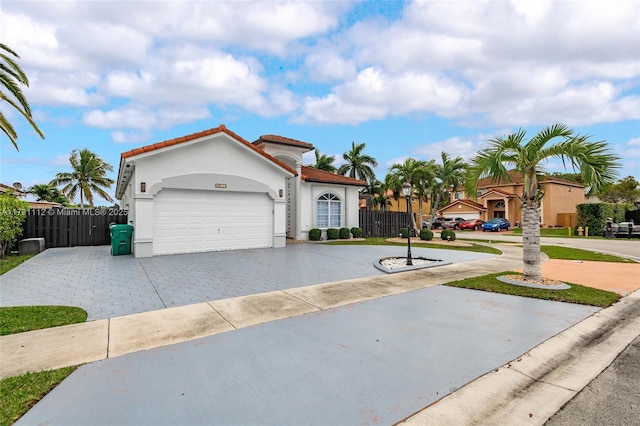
<box><xmin>321</xmin><ymin>237</ymin><xmax>502</xmax><ymax>255</ymax></box>
<box><xmin>0</xmin><ymin>255</ymin><xmax>34</xmax><ymax>275</ymax></box>
<box><xmin>541</xmin><ymin>245</ymin><xmax>637</xmax><ymax>263</ymax></box>
<box><xmin>445</xmin><ymin>271</ymin><xmax>620</xmax><ymax>308</ymax></box>
<box><xmin>0</xmin><ymin>306</ymin><xmax>88</xmax><ymax>336</ymax></box>
<box><xmin>0</xmin><ymin>367</ymin><xmax>77</xmax><ymax>426</ymax></box>
<box><xmin>510</xmin><ymin>228</ymin><xmax>607</xmax><ymax>238</ymax></box>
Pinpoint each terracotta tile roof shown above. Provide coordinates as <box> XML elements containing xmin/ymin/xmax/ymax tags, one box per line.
<box><xmin>120</xmin><ymin>124</ymin><xmax>296</xmax><ymax>175</ymax></box>
<box><xmin>477</xmin><ymin>170</ymin><xmax>584</xmax><ymax>188</ymax></box>
<box><xmin>253</xmin><ymin>134</ymin><xmax>314</xmax><ymax>150</ymax></box>
<box><xmin>0</xmin><ymin>183</ymin><xmax>26</xmax><ymax>196</ymax></box>
<box><xmin>439</xmin><ymin>199</ymin><xmax>486</xmax><ymax>212</ymax></box>
<box><xmin>479</xmin><ymin>188</ymin><xmax>517</xmax><ymax>198</ymax></box>
<box><xmin>301</xmin><ymin>166</ymin><xmax>367</xmax><ymax>187</ymax></box>
<box><xmin>477</xmin><ymin>169</ymin><xmax>524</xmax><ymax>188</ymax></box>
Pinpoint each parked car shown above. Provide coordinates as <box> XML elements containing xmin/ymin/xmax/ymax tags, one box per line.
<box><xmin>459</xmin><ymin>219</ymin><xmax>484</xmax><ymax>231</ymax></box>
<box><xmin>441</xmin><ymin>217</ymin><xmax>466</xmax><ymax>230</ymax></box>
<box><xmin>422</xmin><ymin>217</ymin><xmax>445</xmax><ymax>229</ymax></box>
<box><xmin>482</xmin><ymin>218</ymin><xmax>511</xmax><ymax>231</ymax></box>
<box><xmin>602</xmin><ymin>221</ymin><xmax>640</xmax><ymax>238</ymax></box>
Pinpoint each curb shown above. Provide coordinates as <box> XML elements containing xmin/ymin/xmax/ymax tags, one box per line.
<box><xmin>398</xmin><ymin>288</ymin><xmax>640</xmax><ymax>425</ymax></box>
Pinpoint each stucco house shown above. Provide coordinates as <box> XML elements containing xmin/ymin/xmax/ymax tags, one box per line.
<box><xmin>437</xmin><ymin>170</ymin><xmax>585</xmax><ymax>227</ymax></box>
<box><xmin>115</xmin><ymin>125</ymin><xmax>366</xmax><ymax>257</ymax></box>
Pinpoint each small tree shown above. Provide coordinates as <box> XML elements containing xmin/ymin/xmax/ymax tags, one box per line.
<box><xmin>0</xmin><ymin>192</ymin><xmax>29</xmax><ymax>257</ymax></box>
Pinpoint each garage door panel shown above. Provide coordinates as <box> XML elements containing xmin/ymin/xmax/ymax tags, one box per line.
<box><xmin>153</xmin><ymin>189</ymin><xmax>273</xmax><ymax>255</ymax></box>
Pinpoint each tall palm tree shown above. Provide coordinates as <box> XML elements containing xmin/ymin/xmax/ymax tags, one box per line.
<box><xmin>50</xmin><ymin>148</ymin><xmax>115</xmax><ymax>208</ymax></box>
<box><xmin>312</xmin><ymin>149</ymin><xmax>337</xmax><ymax>173</ymax></box>
<box><xmin>466</xmin><ymin>124</ymin><xmax>619</xmax><ymax>282</ymax></box>
<box><xmin>430</xmin><ymin>152</ymin><xmax>467</xmax><ymax>223</ymax></box>
<box><xmin>387</xmin><ymin>158</ymin><xmax>435</xmax><ymax>229</ymax></box>
<box><xmin>338</xmin><ymin>141</ymin><xmax>378</xmax><ymax>185</ymax></box>
<box><xmin>1</xmin><ymin>43</ymin><xmax>44</xmax><ymax>151</ymax></box>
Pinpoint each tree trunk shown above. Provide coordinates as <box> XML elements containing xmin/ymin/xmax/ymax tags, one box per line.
<box><xmin>522</xmin><ymin>201</ymin><xmax>542</xmax><ymax>282</ymax></box>
<box><xmin>430</xmin><ymin>189</ymin><xmax>442</xmax><ymax>224</ymax></box>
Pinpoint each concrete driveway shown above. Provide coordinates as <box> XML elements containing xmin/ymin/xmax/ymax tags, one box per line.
<box><xmin>0</xmin><ymin>243</ymin><xmax>496</xmax><ymax>320</ymax></box>
<box><xmin>15</xmin><ymin>285</ymin><xmax>599</xmax><ymax>425</ymax></box>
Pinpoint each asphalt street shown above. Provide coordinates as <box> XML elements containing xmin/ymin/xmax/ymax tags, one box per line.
<box><xmin>545</xmin><ymin>336</ymin><xmax>640</xmax><ymax>426</ymax></box>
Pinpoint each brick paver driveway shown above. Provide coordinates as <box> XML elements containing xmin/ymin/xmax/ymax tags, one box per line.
<box><xmin>0</xmin><ymin>243</ymin><xmax>496</xmax><ymax>320</ymax></box>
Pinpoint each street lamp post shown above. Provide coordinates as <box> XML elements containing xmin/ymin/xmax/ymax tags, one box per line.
<box><xmin>402</xmin><ymin>182</ymin><xmax>413</xmax><ymax>266</ymax></box>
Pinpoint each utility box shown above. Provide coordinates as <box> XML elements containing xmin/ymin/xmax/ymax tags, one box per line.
<box><xmin>109</xmin><ymin>224</ymin><xmax>133</xmax><ymax>256</ymax></box>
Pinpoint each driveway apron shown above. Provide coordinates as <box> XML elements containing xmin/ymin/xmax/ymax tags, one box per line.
<box><xmin>16</xmin><ymin>285</ymin><xmax>598</xmax><ymax>425</ymax></box>
<box><xmin>0</xmin><ymin>244</ymin><xmax>496</xmax><ymax>320</ymax></box>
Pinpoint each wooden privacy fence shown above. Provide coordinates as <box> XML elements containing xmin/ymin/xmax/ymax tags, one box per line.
<box><xmin>21</xmin><ymin>208</ymin><xmax>129</xmax><ymax>248</ymax></box>
<box><xmin>359</xmin><ymin>210</ymin><xmax>412</xmax><ymax>238</ymax></box>
<box><xmin>556</xmin><ymin>213</ymin><xmax>577</xmax><ymax>228</ymax></box>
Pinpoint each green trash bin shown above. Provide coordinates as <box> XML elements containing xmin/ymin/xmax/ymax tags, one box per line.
<box><xmin>109</xmin><ymin>224</ymin><xmax>133</xmax><ymax>256</ymax></box>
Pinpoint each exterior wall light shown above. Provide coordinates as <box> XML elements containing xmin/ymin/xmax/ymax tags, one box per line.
<box><xmin>140</xmin><ymin>182</ymin><xmax>146</xmax><ymax>193</ymax></box>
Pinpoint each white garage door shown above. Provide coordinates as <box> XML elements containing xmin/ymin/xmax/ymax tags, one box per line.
<box><xmin>153</xmin><ymin>189</ymin><xmax>273</xmax><ymax>255</ymax></box>
<box><xmin>457</xmin><ymin>212</ymin><xmax>480</xmax><ymax>220</ymax></box>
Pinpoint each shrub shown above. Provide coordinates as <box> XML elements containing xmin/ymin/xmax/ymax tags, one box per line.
<box><xmin>0</xmin><ymin>192</ymin><xmax>29</xmax><ymax>258</ymax></box>
<box><xmin>441</xmin><ymin>229</ymin><xmax>456</xmax><ymax>241</ymax></box>
<box><xmin>350</xmin><ymin>227</ymin><xmax>363</xmax><ymax>238</ymax></box>
<box><xmin>399</xmin><ymin>228</ymin><xmax>408</xmax><ymax>238</ymax></box>
<box><xmin>577</xmin><ymin>202</ymin><xmax>631</xmax><ymax>232</ymax></box>
<box><xmin>326</xmin><ymin>228</ymin><xmax>339</xmax><ymax>240</ymax></box>
<box><xmin>419</xmin><ymin>229</ymin><xmax>433</xmax><ymax>241</ymax></box>
<box><xmin>309</xmin><ymin>228</ymin><xmax>322</xmax><ymax>241</ymax></box>
<box><xmin>339</xmin><ymin>227</ymin><xmax>351</xmax><ymax>239</ymax></box>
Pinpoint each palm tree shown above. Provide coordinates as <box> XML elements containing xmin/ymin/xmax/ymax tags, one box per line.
<box><xmin>361</xmin><ymin>178</ymin><xmax>391</xmax><ymax>211</ymax></box>
<box><xmin>312</xmin><ymin>149</ymin><xmax>337</xmax><ymax>173</ymax></box>
<box><xmin>337</xmin><ymin>141</ymin><xmax>378</xmax><ymax>185</ymax></box>
<box><xmin>50</xmin><ymin>148</ymin><xmax>115</xmax><ymax>208</ymax></box>
<box><xmin>387</xmin><ymin>158</ymin><xmax>435</xmax><ymax>229</ymax></box>
<box><xmin>1</xmin><ymin>43</ymin><xmax>44</xmax><ymax>151</ymax></box>
<box><xmin>28</xmin><ymin>183</ymin><xmax>69</xmax><ymax>205</ymax></box>
<box><xmin>466</xmin><ymin>124</ymin><xmax>619</xmax><ymax>282</ymax></box>
<box><xmin>430</xmin><ymin>152</ymin><xmax>467</xmax><ymax>223</ymax></box>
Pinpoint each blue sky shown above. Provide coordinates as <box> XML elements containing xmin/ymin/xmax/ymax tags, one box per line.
<box><xmin>1</xmin><ymin>0</ymin><xmax>639</xmax><ymax>205</ymax></box>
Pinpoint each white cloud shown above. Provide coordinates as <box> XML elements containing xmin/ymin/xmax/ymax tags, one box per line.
<box><xmin>3</xmin><ymin>0</ymin><xmax>639</xmax><ymax>131</ymax></box>
<box><xmin>415</xmin><ymin>137</ymin><xmax>480</xmax><ymax>163</ymax></box>
<box><xmin>83</xmin><ymin>106</ymin><xmax>210</xmax><ymax>134</ymax></box>
<box><xmin>111</xmin><ymin>130</ymin><xmax>153</xmax><ymax>144</ymax></box>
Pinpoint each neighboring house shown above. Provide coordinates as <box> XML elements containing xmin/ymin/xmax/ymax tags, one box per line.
<box><xmin>0</xmin><ymin>183</ymin><xmax>62</xmax><ymax>208</ymax></box>
<box><xmin>115</xmin><ymin>125</ymin><xmax>366</xmax><ymax>257</ymax></box>
<box><xmin>437</xmin><ymin>170</ymin><xmax>585</xmax><ymax>227</ymax></box>
<box><xmin>0</xmin><ymin>182</ymin><xmax>26</xmax><ymax>197</ymax></box>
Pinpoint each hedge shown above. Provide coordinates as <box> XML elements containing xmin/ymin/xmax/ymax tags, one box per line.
<box><xmin>350</xmin><ymin>227</ymin><xmax>363</xmax><ymax>238</ymax></box>
<box><xmin>441</xmin><ymin>229</ymin><xmax>456</xmax><ymax>241</ymax></box>
<box><xmin>327</xmin><ymin>228</ymin><xmax>339</xmax><ymax>240</ymax></box>
<box><xmin>309</xmin><ymin>228</ymin><xmax>322</xmax><ymax>241</ymax></box>
<box><xmin>339</xmin><ymin>228</ymin><xmax>351</xmax><ymax>239</ymax></box>
<box><xmin>419</xmin><ymin>229</ymin><xmax>433</xmax><ymax>241</ymax></box>
<box><xmin>576</xmin><ymin>203</ymin><xmax>631</xmax><ymax>232</ymax></box>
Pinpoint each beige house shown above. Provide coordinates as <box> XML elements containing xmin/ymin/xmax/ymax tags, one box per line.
<box><xmin>437</xmin><ymin>171</ymin><xmax>585</xmax><ymax>227</ymax></box>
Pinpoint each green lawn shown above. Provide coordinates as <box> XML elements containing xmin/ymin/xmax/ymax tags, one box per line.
<box><xmin>0</xmin><ymin>254</ymin><xmax>34</xmax><ymax>275</ymax></box>
<box><xmin>322</xmin><ymin>237</ymin><xmax>502</xmax><ymax>255</ymax></box>
<box><xmin>445</xmin><ymin>271</ymin><xmax>620</xmax><ymax>308</ymax></box>
<box><xmin>0</xmin><ymin>306</ymin><xmax>88</xmax><ymax>336</ymax></box>
<box><xmin>0</xmin><ymin>367</ymin><xmax>77</xmax><ymax>426</ymax></box>
<box><xmin>541</xmin><ymin>245</ymin><xmax>637</xmax><ymax>263</ymax></box>
<box><xmin>0</xmin><ymin>255</ymin><xmax>87</xmax><ymax>425</ymax></box>
<box><xmin>511</xmin><ymin>227</ymin><xmax>606</xmax><ymax>238</ymax></box>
